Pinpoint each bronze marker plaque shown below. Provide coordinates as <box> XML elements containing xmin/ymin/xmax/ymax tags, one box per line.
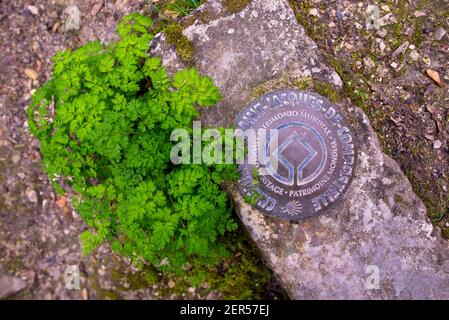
<box><xmin>235</xmin><ymin>89</ymin><xmax>356</xmax><ymax>220</ymax></box>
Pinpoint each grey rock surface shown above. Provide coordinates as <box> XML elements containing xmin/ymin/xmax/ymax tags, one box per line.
<box><xmin>151</xmin><ymin>0</ymin><xmax>449</xmax><ymax>299</ymax></box>
<box><xmin>152</xmin><ymin>0</ymin><xmax>342</xmax><ymax>128</ymax></box>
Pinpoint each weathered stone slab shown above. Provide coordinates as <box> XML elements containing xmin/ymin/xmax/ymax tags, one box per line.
<box><xmin>151</xmin><ymin>0</ymin><xmax>341</xmax><ymax>128</ymax></box>
<box><xmin>150</xmin><ymin>0</ymin><xmax>449</xmax><ymax>299</ymax></box>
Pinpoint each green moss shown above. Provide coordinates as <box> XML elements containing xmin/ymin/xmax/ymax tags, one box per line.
<box><xmin>87</xmin><ymin>273</ymin><xmax>123</xmax><ymax>300</ymax></box>
<box><xmin>251</xmin><ymin>75</ymin><xmax>343</xmax><ymax>105</ymax></box>
<box><xmin>111</xmin><ymin>265</ymin><xmax>159</xmax><ymax>291</ymax></box>
<box><xmin>411</xmin><ymin>19</ymin><xmax>424</xmax><ymax>46</ymax></box>
<box><xmin>428</xmin><ymin>196</ymin><xmax>449</xmax><ymax>223</ymax></box>
<box><xmin>244</xmin><ymin>193</ymin><xmax>260</xmax><ymax>206</ymax></box>
<box><xmin>328</xmin><ymin>58</ymin><xmax>371</xmax><ymax>109</ymax></box>
<box><xmin>164</xmin><ymin>23</ymin><xmax>195</xmax><ymax>63</ymax></box>
<box><xmin>0</xmin><ymin>160</ymin><xmax>5</xmax><ymax>185</ymax></box>
<box><xmin>180</xmin><ymin>14</ymin><xmax>197</xmax><ymax>28</ymax></box>
<box><xmin>406</xmin><ymin>170</ymin><xmax>449</xmax><ymax>237</ymax></box>
<box><xmin>352</xmin><ymin>51</ymin><xmax>362</xmax><ymax>63</ymax></box>
<box><xmin>7</xmin><ymin>258</ymin><xmax>23</xmax><ymax>273</ymax></box>
<box><xmin>222</xmin><ymin>0</ymin><xmax>252</xmax><ymax>14</ymax></box>
<box><xmin>288</xmin><ymin>0</ymin><xmax>328</xmax><ymax>43</ymax></box>
<box><xmin>385</xmin><ymin>0</ymin><xmax>426</xmax><ymax>48</ymax></box>
<box><xmin>313</xmin><ymin>81</ymin><xmax>342</xmax><ymax>102</ymax></box>
<box><xmin>443</xmin><ymin>227</ymin><xmax>449</xmax><ymax>239</ymax></box>
<box><xmin>252</xmin><ymin>166</ymin><xmax>260</xmax><ymax>183</ymax></box>
<box><xmin>293</xmin><ymin>77</ymin><xmax>342</xmax><ymax>103</ymax></box>
<box><xmin>294</xmin><ymin>77</ymin><xmax>313</xmax><ymax>90</ymax></box>
<box><xmin>208</xmin><ymin>228</ymin><xmax>286</xmax><ymax>299</ymax></box>
<box><xmin>166</xmin><ymin>0</ymin><xmax>204</xmax><ymax>17</ymax></box>
<box><xmin>198</xmin><ymin>8</ymin><xmax>215</xmax><ymax>23</ymax></box>
<box><xmin>148</xmin><ymin>227</ymin><xmax>286</xmax><ymax>299</ymax></box>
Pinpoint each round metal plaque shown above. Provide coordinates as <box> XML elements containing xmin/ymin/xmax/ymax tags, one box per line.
<box><xmin>235</xmin><ymin>89</ymin><xmax>356</xmax><ymax>220</ymax></box>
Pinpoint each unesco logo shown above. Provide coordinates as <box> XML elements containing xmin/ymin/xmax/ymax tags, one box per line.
<box><xmin>265</xmin><ymin>121</ymin><xmax>327</xmax><ymax>186</ymax></box>
<box><xmin>236</xmin><ymin>89</ymin><xmax>356</xmax><ymax>220</ymax></box>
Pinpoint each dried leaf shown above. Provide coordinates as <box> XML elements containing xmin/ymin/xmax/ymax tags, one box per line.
<box><xmin>82</xmin><ymin>288</ymin><xmax>89</xmax><ymax>300</ymax></box>
<box><xmin>426</xmin><ymin>69</ymin><xmax>444</xmax><ymax>88</ymax></box>
<box><xmin>24</xmin><ymin>68</ymin><xmax>38</xmax><ymax>80</ymax></box>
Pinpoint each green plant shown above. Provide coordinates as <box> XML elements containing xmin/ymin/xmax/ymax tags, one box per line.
<box><xmin>27</xmin><ymin>13</ymin><xmax>239</xmax><ymax>274</ymax></box>
<box><xmin>164</xmin><ymin>22</ymin><xmax>196</xmax><ymax>63</ymax></box>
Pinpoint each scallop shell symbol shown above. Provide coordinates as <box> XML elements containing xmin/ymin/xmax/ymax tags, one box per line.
<box><xmin>282</xmin><ymin>200</ymin><xmax>302</xmax><ymax>216</ymax></box>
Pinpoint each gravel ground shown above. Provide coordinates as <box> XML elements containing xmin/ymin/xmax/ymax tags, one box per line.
<box><xmin>289</xmin><ymin>0</ymin><xmax>449</xmax><ymax>231</ymax></box>
<box><xmin>0</xmin><ymin>0</ymin><xmax>195</xmax><ymax>300</ymax></box>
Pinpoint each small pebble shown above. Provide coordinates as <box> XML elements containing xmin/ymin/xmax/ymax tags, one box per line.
<box><xmin>409</xmin><ymin>50</ymin><xmax>420</xmax><ymax>61</ymax></box>
<box><xmin>434</xmin><ymin>28</ymin><xmax>447</xmax><ymax>41</ymax></box>
<box><xmin>24</xmin><ymin>68</ymin><xmax>38</xmax><ymax>80</ymax></box>
<box><xmin>433</xmin><ymin>140</ymin><xmax>442</xmax><ymax>149</ymax></box>
<box><xmin>27</xmin><ymin>5</ymin><xmax>39</xmax><ymax>16</ymax></box>
<box><xmin>392</xmin><ymin>41</ymin><xmax>409</xmax><ymax>59</ymax></box>
<box><xmin>400</xmin><ymin>92</ymin><xmax>411</xmax><ymax>102</ymax></box>
<box><xmin>354</xmin><ymin>22</ymin><xmax>363</xmax><ymax>29</ymax></box>
<box><xmin>376</xmin><ymin>29</ymin><xmax>387</xmax><ymax>37</ymax></box>
<box><xmin>363</xmin><ymin>57</ymin><xmax>375</xmax><ymax>71</ymax></box>
<box><xmin>82</xmin><ymin>288</ymin><xmax>89</xmax><ymax>300</ymax></box>
<box><xmin>309</xmin><ymin>8</ymin><xmax>319</xmax><ymax>17</ymax></box>
<box><xmin>12</xmin><ymin>153</ymin><xmax>21</xmax><ymax>164</ymax></box>
<box><xmin>26</xmin><ymin>189</ymin><xmax>38</xmax><ymax>203</ymax></box>
<box><xmin>414</xmin><ymin>10</ymin><xmax>426</xmax><ymax>18</ymax></box>
<box><xmin>336</xmin><ymin>11</ymin><xmax>343</xmax><ymax>21</ymax></box>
